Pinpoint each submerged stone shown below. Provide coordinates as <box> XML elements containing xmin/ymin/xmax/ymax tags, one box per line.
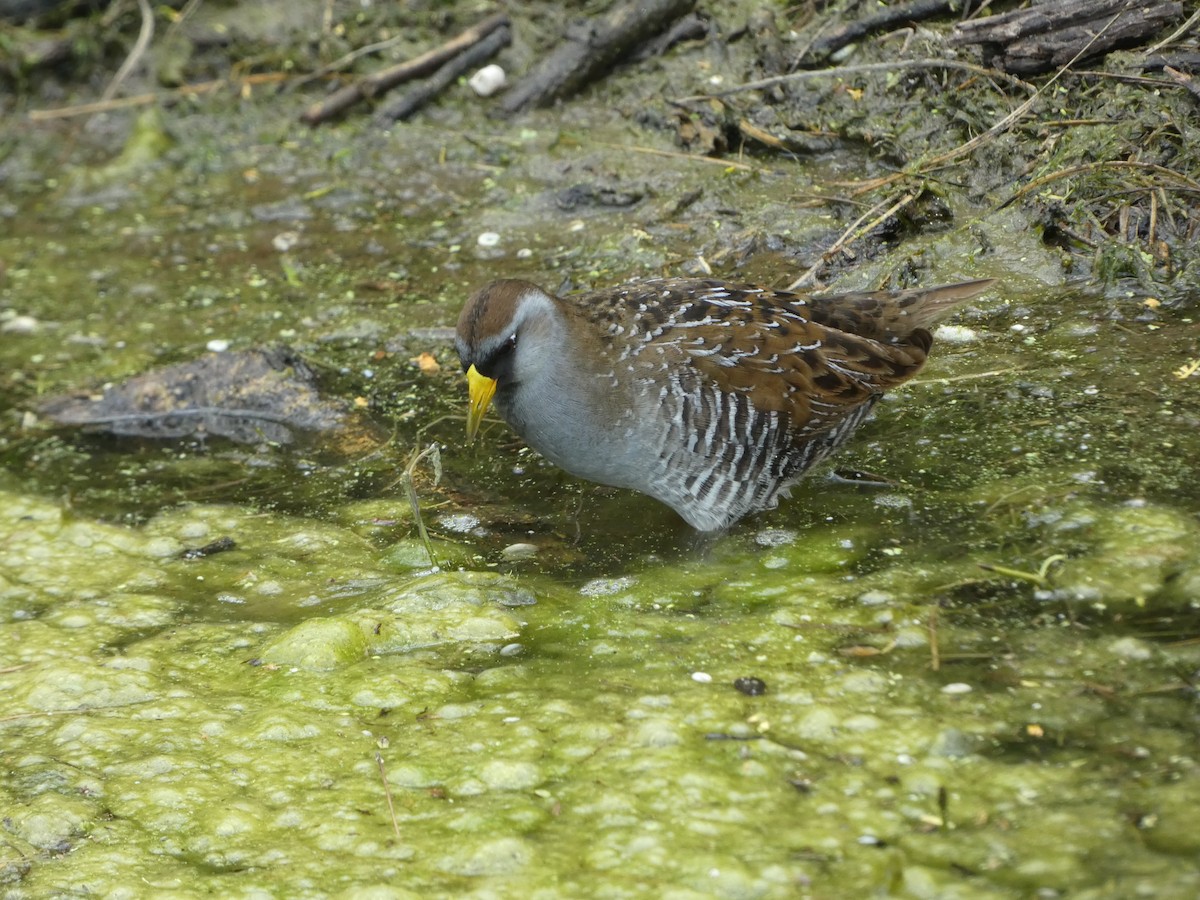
<box><xmin>259</xmin><ymin>617</ymin><xmax>369</xmax><ymax>670</ymax></box>
<box><xmin>1047</xmin><ymin>502</ymin><xmax>1199</xmax><ymax>608</ymax></box>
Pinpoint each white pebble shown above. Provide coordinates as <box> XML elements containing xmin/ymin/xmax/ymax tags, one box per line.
<box><xmin>272</xmin><ymin>231</ymin><xmax>300</xmax><ymax>252</ymax></box>
<box><xmin>206</xmin><ymin>339</ymin><xmax>231</xmax><ymax>352</ymax></box>
<box><xmin>691</xmin><ymin>671</ymin><xmax>713</xmax><ymax>683</ymax></box>
<box><xmin>934</xmin><ymin>324</ymin><xmax>979</xmax><ymax>343</ymax></box>
<box><xmin>857</xmin><ymin>590</ymin><xmax>892</xmax><ymax>607</ymax></box>
<box><xmin>1108</xmin><ymin>636</ymin><xmax>1153</xmax><ymax>661</ymax></box>
<box><xmin>468</xmin><ymin>64</ymin><xmax>507</xmax><ymax>97</ymax></box>
<box><xmin>477</xmin><ymin>231</ymin><xmax>501</xmax><ymax>248</ymax></box>
<box><xmin>1</xmin><ymin>315</ymin><xmax>40</xmax><ymax>334</ymax></box>
<box><xmin>941</xmin><ymin>682</ymin><xmax>973</xmax><ymax>695</ymax></box>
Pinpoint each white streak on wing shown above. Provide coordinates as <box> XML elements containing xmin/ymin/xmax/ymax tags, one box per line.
<box><xmin>826</xmin><ymin>359</ymin><xmax>863</xmax><ymax>379</ymax></box>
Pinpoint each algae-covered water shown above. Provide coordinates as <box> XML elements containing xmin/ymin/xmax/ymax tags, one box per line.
<box><xmin>3</xmin><ymin>38</ymin><xmax>1200</xmax><ymax>900</ymax></box>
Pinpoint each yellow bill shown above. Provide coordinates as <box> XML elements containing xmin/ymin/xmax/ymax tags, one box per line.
<box><xmin>466</xmin><ymin>364</ymin><xmax>498</xmax><ymax>441</ymax></box>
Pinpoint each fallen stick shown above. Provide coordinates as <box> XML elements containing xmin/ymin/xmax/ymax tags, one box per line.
<box><xmin>499</xmin><ymin>0</ymin><xmax>695</xmax><ymax>115</ymax></box>
<box><xmin>1164</xmin><ymin>65</ymin><xmax>1200</xmax><ymax>102</ymax></box>
<box><xmin>952</xmin><ymin>0</ymin><xmax>1183</xmax><ymax>75</ymax></box>
<box><xmin>801</xmin><ymin>0</ymin><xmax>988</xmax><ymax>64</ymax></box>
<box><xmin>374</xmin><ymin>25</ymin><xmax>511</xmax><ymax>123</ymax></box>
<box><xmin>301</xmin><ymin>11</ymin><xmax>509</xmax><ymax>126</ymax></box>
<box><xmin>29</xmin><ymin>73</ymin><xmax>288</xmax><ymax>121</ymax></box>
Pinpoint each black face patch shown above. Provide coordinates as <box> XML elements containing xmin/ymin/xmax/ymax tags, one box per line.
<box><xmin>475</xmin><ymin>334</ymin><xmax>517</xmax><ymax>381</ymax></box>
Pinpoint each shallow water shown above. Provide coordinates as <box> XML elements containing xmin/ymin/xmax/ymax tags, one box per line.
<box><xmin>2</xmin><ymin>86</ymin><xmax>1199</xmax><ymax>900</ymax></box>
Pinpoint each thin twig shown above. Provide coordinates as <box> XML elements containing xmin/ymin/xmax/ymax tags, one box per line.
<box><xmin>913</xmin><ymin>366</ymin><xmax>1027</xmax><ymax>385</ymax></box>
<box><xmin>801</xmin><ymin>0</ymin><xmax>991</xmax><ymax>62</ymax></box>
<box><xmin>397</xmin><ymin>444</ymin><xmax>442</xmax><ymax>568</ymax></box>
<box><xmin>376</xmin><ymin>752</ymin><xmax>403</xmax><ymax>841</ymax></box>
<box><xmin>374</xmin><ymin>25</ymin><xmax>510</xmax><ymax>124</ymax></box>
<box><xmin>1164</xmin><ymin>66</ymin><xmax>1200</xmax><ymax>102</ymax></box>
<box><xmin>672</xmin><ymin>59</ymin><xmax>1036</xmax><ymax>103</ymax></box>
<box><xmin>928</xmin><ymin>606</ymin><xmax>940</xmax><ymax>672</ymax></box>
<box><xmin>102</xmin><ymin>0</ymin><xmax>156</xmax><ymax>102</ymax></box>
<box><xmin>1148</xmin><ymin>187</ymin><xmax>1158</xmax><ymax>247</ymax></box>
<box><xmin>592</xmin><ymin>140</ymin><xmax>771</xmax><ymax>173</ymax></box>
<box><xmin>292</xmin><ymin>32</ymin><xmax>413</xmax><ymax>91</ymax></box>
<box><xmin>1146</xmin><ymin>6</ymin><xmax>1200</xmax><ymax>54</ymax></box>
<box><xmin>301</xmin><ymin>11</ymin><xmax>510</xmax><ymax>126</ymax></box>
<box><xmin>1001</xmin><ymin>161</ymin><xmax>1200</xmax><ymax>209</ymax></box>
<box><xmin>0</xmin><ymin>699</ymin><xmax>158</xmax><ymax>724</ymax></box>
<box><xmin>29</xmin><ymin>73</ymin><xmax>288</xmax><ymax>121</ymax></box>
<box><xmin>162</xmin><ymin>0</ymin><xmax>203</xmax><ymax>49</ymax></box>
<box><xmin>787</xmin><ymin>189</ymin><xmax>919</xmax><ymax>289</ymax></box>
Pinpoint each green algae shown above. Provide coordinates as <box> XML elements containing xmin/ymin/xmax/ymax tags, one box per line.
<box><xmin>5</xmin><ymin>472</ymin><xmax>1197</xmax><ymax>898</ymax></box>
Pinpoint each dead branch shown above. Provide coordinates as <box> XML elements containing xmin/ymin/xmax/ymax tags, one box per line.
<box><xmin>301</xmin><ymin>11</ymin><xmax>510</xmax><ymax>126</ymax></box>
<box><xmin>499</xmin><ymin>0</ymin><xmax>696</xmax><ymax>115</ymax></box>
<box><xmin>952</xmin><ymin>0</ymin><xmax>1184</xmax><ymax>75</ymax></box>
<box><xmin>374</xmin><ymin>24</ymin><xmax>511</xmax><ymax>124</ymax></box>
<box><xmin>800</xmin><ymin>0</ymin><xmax>989</xmax><ymax>65</ymax></box>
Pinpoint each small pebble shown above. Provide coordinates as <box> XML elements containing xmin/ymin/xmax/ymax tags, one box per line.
<box><xmin>1108</xmin><ymin>636</ymin><xmax>1153</xmax><ymax>661</ymax></box>
<box><xmin>468</xmin><ymin>64</ymin><xmax>507</xmax><ymax>97</ymax></box>
<box><xmin>579</xmin><ymin>576</ymin><xmax>636</xmax><ymax>597</ymax></box>
<box><xmin>477</xmin><ymin>231</ymin><xmax>501</xmax><ymax>248</ymax></box>
<box><xmin>206</xmin><ymin>339</ymin><xmax>231</xmax><ymax>352</ymax></box>
<box><xmin>733</xmin><ymin>676</ymin><xmax>767</xmax><ymax>696</ymax></box>
<box><xmin>272</xmin><ymin>231</ymin><xmax>300</xmax><ymax>252</ymax></box>
<box><xmin>1</xmin><ymin>315</ymin><xmax>40</xmax><ymax>334</ymax></box>
<box><xmin>691</xmin><ymin>671</ymin><xmax>713</xmax><ymax>684</ymax></box>
<box><xmin>933</xmin><ymin>324</ymin><xmax>979</xmax><ymax>343</ymax></box>
<box><xmin>941</xmin><ymin>682</ymin><xmax>973</xmax><ymax>695</ymax></box>
<box><xmin>501</xmin><ymin>542</ymin><xmax>539</xmax><ymax>561</ymax></box>
<box><xmin>857</xmin><ymin>590</ymin><xmax>892</xmax><ymax>607</ymax></box>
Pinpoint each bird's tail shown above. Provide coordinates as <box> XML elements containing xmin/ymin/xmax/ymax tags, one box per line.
<box><xmin>803</xmin><ymin>278</ymin><xmax>996</xmax><ymax>342</ymax></box>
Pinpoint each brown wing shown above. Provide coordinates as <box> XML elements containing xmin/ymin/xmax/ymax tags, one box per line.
<box><xmin>576</xmin><ymin>279</ymin><xmax>930</xmax><ymax>439</ymax></box>
<box><xmin>686</xmin><ymin>310</ymin><xmax>929</xmax><ymax>440</ymax></box>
